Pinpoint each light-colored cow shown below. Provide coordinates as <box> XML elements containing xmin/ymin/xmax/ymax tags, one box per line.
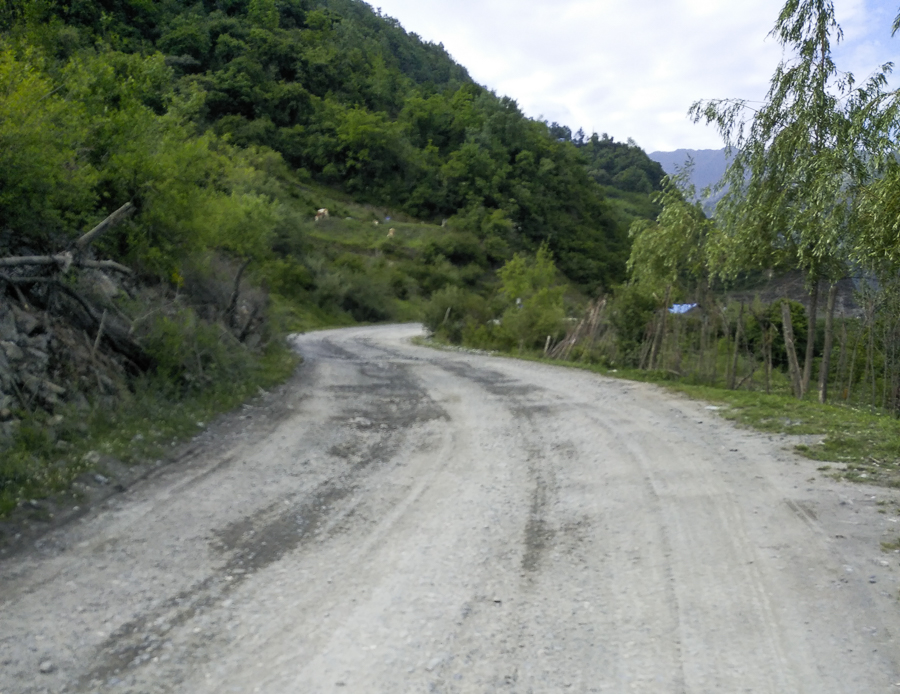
<box><xmin>314</xmin><ymin>208</ymin><xmax>329</xmax><ymax>222</ymax></box>
<box><xmin>387</xmin><ymin>228</ymin><xmax>396</xmax><ymax>238</ymax></box>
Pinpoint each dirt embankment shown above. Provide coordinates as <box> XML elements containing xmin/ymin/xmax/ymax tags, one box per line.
<box><xmin>2</xmin><ymin>324</ymin><xmax>899</xmax><ymax>693</ymax></box>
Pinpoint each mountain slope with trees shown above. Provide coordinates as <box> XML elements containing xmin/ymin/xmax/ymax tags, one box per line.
<box><xmin>0</xmin><ymin>0</ymin><xmax>668</xmax><ymax>517</ymax></box>
<box><xmin>2</xmin><ymin>0</ymin><xmax>661</xmax><ymax>290</ymax></box>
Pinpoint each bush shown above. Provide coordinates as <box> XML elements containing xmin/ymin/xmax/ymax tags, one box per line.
<box><xmin>608</xmin><ymin>283</ymin><xmax>657</xmax><ymax>366</ymax></box>
<box><xmin>423</xmin><ymin>285</ymin><xmax>489</xmax><ymax>344</ymax></box>
<box><xmin>494</xmin><ymin>245</ymin><xmax>567</xmax><ymax>352</ymax></box>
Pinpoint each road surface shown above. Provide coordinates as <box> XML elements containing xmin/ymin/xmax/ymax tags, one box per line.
<box><xmin>2</xmin><ymin>324</ymin><xmax>900</xmax><ymax>693</ymax></box>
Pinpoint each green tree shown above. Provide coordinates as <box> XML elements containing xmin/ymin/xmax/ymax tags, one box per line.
<box><xmin>497</xmin><ymin>245</ymin><xmax>566</xmax><ymax>351</ymax></box>
<box><xmin>0</xmin><ymin>45</ymin><xmax>97</xmax><ymax>247</ymax></box>
<box><xmin>248</xmin><ymin>0</ymin><xmax>279</xmax><ymax>30</ymax></box>
<box><xmin>689</xmin><ymin>0</ymin><xmax>884</xmax><ymax>400</ymax></box>
<box><xmin>627</xmin><ymin>174</ymin><xmax>713</xmax><ymax>297</ymax></box>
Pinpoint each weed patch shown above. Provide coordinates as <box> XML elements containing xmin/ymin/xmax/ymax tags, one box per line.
<box><xmin>0</xmin><ymin>343</ymin><xmax>297</xmax><ymax>518</ymax></box>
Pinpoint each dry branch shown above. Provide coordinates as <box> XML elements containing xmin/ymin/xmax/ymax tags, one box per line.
<box><xmin>0</xmin><ymin>273</ymin><xmax>153</xmax><ymax>372</ymax></box>
<box><xmin>0</xmin><ymin>254</ymin><xmax>133</xmax><ymax>274</ymax></box>
<box><xmin>73</xmin><ymin>202</ymin><xmax>134</xmax><ymax>252</ymax></box>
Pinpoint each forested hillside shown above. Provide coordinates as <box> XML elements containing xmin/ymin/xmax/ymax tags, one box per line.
<box><xmin>0</xmin><ymin>0</ymin><xmax>668</xmax><ymax>518</ymax></box>
<box><xmin>0</xmin><ymin>0</ymin><xmax>664</xmax><ymax>289</ymax></box>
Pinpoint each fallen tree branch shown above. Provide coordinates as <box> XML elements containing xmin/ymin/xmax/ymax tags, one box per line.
<box><xmin>0</xmin><ymin>255</ymin><xmax>133</xmax><ymax>274</ymax></box>
<box><xmin>0</xmin><ymin>254</ymin><xmax>70</xmax><ymax>268</ymax></box>
<box><xmin>73</xmin><ymin>202</ymin><xmax>134</xmax><ymax>252</ymax></box>
<box><xmin>79</xmin><ymin>259</ymin><xmax>134</xmax><ymax>274</ymax></box>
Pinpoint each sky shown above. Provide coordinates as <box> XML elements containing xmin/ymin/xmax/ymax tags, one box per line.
<box><xmin>369</xmin><ymin>0</ymin><xmax>900</xmax><ymax>152</ymax></box>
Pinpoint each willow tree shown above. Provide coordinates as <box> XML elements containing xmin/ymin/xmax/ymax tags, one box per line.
<box><xmin>689</xmin><ymin>0</ymin><xmax>886</xmax><ymax>401</ymax></box>
<box><xmin>628</xmin><ymin>173</ymin><xmax>714</xmax><ymax>296</ymax></box>
<box><xmin>627</xmin><ymin>172</ymin><xmax>715</xmax><ymax>371</ymax></box>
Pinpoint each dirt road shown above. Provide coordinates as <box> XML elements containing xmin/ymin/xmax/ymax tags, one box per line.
<box><xmin>3</xmin><ymin>324</ymin><xmax>900</xmax><ymax>693</ymax></box>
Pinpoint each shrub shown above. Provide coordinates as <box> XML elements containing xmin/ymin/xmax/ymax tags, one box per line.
<box><xmin>423</xmin><ymin>285</ymin><xmax>489</xmax><ymax>344</ymax></box>
<box><xmin>607</xmin><ymin>283</ymin><xmax>657</xmax><ymax>366</ymax></box>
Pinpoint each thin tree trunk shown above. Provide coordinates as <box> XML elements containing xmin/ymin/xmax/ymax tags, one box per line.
<box><xmin>728</xmin><ymin>302</ymin><xmax>744</xmax><ymax>390</ymax></box>
<box><xmin>649</xmin><ymin>286</ymin><xmax>671</xmax><ymax>370</ymax></box>
<box><xmin>801</xmin><ymin>278</ymin><xmax>819</xmax><ymax>397</ymax></box>
<box><xmin>782</xmin><ymin>302</ymin><xmax>803</xmax><ymax>398</ymax></box>
<box><xmin>836</xmin><ymin>320</ymin><xmax>849</xmax><ymax>399</ymax></box>
<box><xmin>699</xmin><ymin>313</ymin><xmax>709</xmax><ymax>379</ymax></box>
<box><xmin>818</xmin><ymin>283</ymin><xmax>838</xmax><ymax>403</ymax></box>
<box><xmin>846</xmin><ymin>321</ymin><xmax>863</xmax><ymax>403</ymax></box>
<box><xmin>638</xmin><ymin>321</ymin><xmax>654</xmax><ymax>370</ymax></box>
<box><xmin>866</xmin><ymin>299</ymin><xmax>876</xmax><ymax>407</ymax></box>
<box><xmin>712</xmin><ymin>308</ymin><xmax>722</xmax><ymax>385</ymax></box>
<box><xmin>226</xmin><ymin>258</ymin><xmax>252</xmax><ymax>328</ymax></box>
<box><xmin>765</xmin><ymin>325</ymin><xmax>773</xmax><ymax>395</ymax></box>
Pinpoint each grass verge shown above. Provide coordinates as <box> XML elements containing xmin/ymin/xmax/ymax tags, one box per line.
<box><xmin>0</xmin><ymin>342</ymin><xmax>298</xmax><ymax>518</ymax></box>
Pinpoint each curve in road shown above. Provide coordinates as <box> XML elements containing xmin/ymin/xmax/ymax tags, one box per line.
<box><xmin>1</xmin><ymin>324</ymin><xmax>899</xmax><ymax>693</ymax></box>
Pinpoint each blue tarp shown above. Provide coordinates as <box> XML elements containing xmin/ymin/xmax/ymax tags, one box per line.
<box><xmin>669</xmin><ymin>303</ymin><xmax>697</xmax><ymax>314</ymax></box>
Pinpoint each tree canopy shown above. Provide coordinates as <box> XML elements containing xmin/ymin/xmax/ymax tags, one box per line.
<box><xmin>0</xmin><ymin>0</ymin><xmax>658</xmax><ymax>291</ymax></box>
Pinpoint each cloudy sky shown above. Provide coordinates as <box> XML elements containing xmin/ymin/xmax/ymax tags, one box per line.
<box><xmin>370</xmin><ymin>0</ymin><xmax>900</xmax><ymax>152</ymax></box>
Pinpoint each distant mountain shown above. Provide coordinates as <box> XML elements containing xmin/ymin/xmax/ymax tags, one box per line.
<box><xmin>648</xmin><ymin>148</ymin><xmax>729</xmax><ymax>214</ymax></box>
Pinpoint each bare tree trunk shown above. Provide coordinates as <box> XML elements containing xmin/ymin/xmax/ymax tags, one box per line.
<box><xmin>801</xmin><ymin>278</ymin><xmax>819</xmax><ymax>397</ymax></box>
<box><xmin>782</xmin><ymin>302</ymin><xmax>803</xmax><ymax>398</ymax></box>
<box><xmin>698</xmin><ymin>312</ymin><xmax>709</xmax><ymax>379</ymax></box>
<box><xmin>765</xmin><ymin>325</ymin><xmax>773</xmax><ymax>395</ymax></box>
<box><xmin>638</xmin><ymin>321</ymin><xmax>654</xmax><ymax>370</ymax></box>
<box><xmin>712</xmin><ymin>307</ymin><xmax>722</xmax><ymax>385</ymax></box>
<box><xmin>845</xmin><ymin>321</ymin><xmax>863</xmax><ymax>403</ymax></box>
<box><xmin>728</xmin><ymin>302</ymin><xmax>744</xmax><ymax>390</ymax></box>
<box><xmin>226</xmin><ymin>258</ymin><xmax>252</xmax><ymax>329</ymax></box>
<box><xmin>866</xmin><ymin>298</ymin><xmax>876</xmax><ymax>407</ymax></box>
<box><xmin>836</xmin><ymin>320</ymin><xmax>849</xmax><ymax>399</ymax></box>
<box><xmin>648</xmin><ymin>286</ymin><xmax>671</xmax><ymax>370</ymax></box>
<box><xmin>818</xmin><ymin>283</ymin><xmax>838</xmax><ymax>403</ymax></box>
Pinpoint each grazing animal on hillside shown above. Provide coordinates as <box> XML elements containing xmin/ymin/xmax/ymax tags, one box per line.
<box><xmin>387</xmin><ymin>228</ymin><xmax>395</xmax><ymax>238</ymax></box>
<box><xmin>373</xmin><ymin>220</ymin><xmax>380</xmax><ymax>226</ymax></box>
<box><xmin>314</xmin><ymin>208</ymin><xmax>329</xmax><ymax>222</ymax></box>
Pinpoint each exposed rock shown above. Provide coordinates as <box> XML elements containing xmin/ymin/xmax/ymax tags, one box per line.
<box><xmin>0</xmin><ymin>307</ymin><xmax>16</xmax><ymax>341</ymax></box>
<box><xmin>26</xmin><ymin>333</ymin><xmax>50</xmax><ymax>352</ymax></box>
<box><xmin>83</xmin><ymin>269</ymin><xmax>121</xmax><ymax>301</ymax></box>
<box><xmin>0</xmin><ymin>349</ymin><xmax>11</xmax><ymax>387</ymax></box>
<box><xmin>21</xmin><ymin>373</ymin><xmax>43</xmax><ymax>395</ymax></box>
<box><xmin>0</xmin><ymin>340</ymin><xmax>24</xmax><ymax>361</ymax></box>
<box><xmin>13</xmin><ymin>307</ymin><xmax>41</xmax><ymax>336</ymax></box>
<box><xmin>24</xmin><ymin>347</ymin><xmax>49</xmax><ymax>367</ymax></box>
<box><xmin>41</xmin><ymin>380</ymin><xmax>66</xmax><ymax>396</ymax></box>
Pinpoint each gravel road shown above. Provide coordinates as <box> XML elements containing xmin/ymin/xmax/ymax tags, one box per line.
<box><xmin>3</xmin><ymin>323</ymin><xmax>900</xmax><ymax>693</ymax></box>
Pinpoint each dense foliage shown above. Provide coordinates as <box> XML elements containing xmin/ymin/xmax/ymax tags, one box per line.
<box><xmin>0</xmin><ymin>0</ymin><xmax>662</xmax><ymax>291</ymax></box>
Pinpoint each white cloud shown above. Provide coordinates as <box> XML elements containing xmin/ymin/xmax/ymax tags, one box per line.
<box><xmin>372</xmin><ymin>0</ymin><xmax>900</xmax><ymax>151</ymax></box>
